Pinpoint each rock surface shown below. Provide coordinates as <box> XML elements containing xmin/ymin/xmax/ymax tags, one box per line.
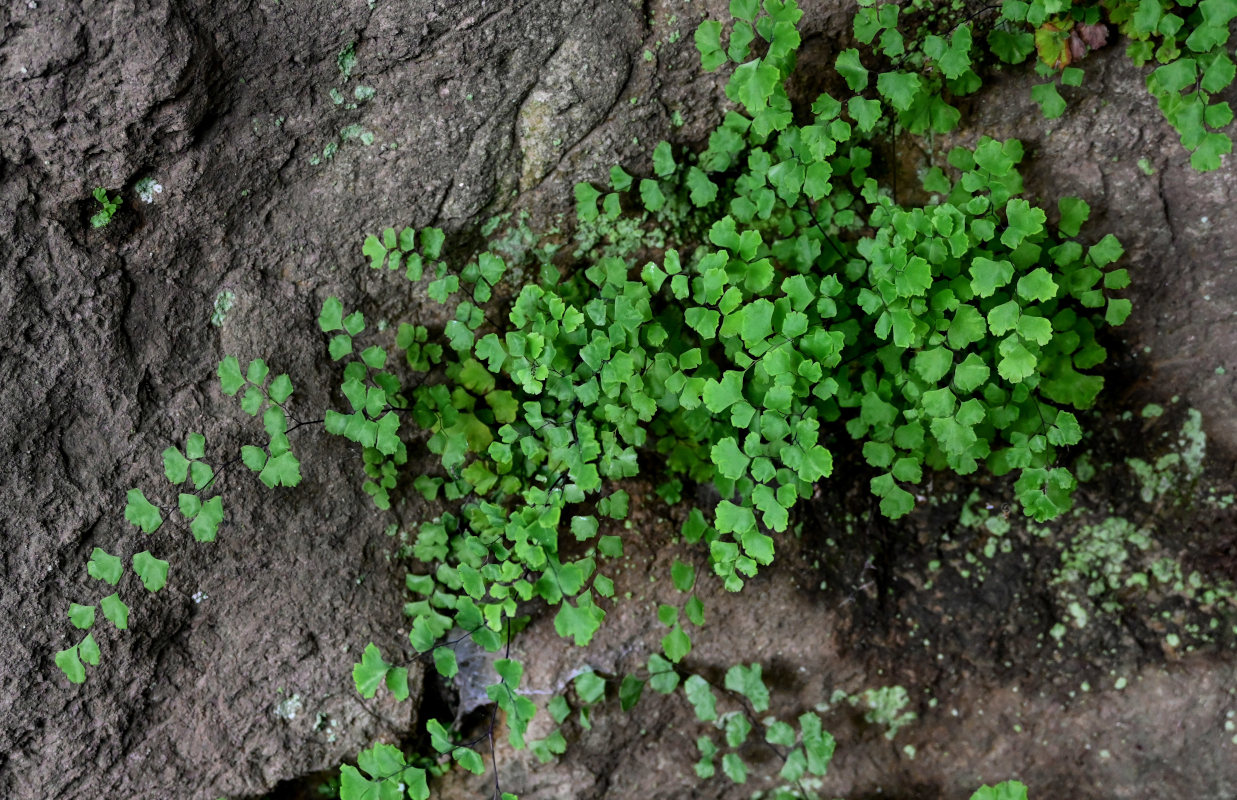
<box><xmin>3</xmin><ymin>0</ymin><xmax>1237</xmax><ymax>799</ymax></box>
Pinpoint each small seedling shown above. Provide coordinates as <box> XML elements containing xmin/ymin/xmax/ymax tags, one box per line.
<box><xmin>90</xmin><ymin>188</ymin><xmax>121</xmax><ymax>228</ymax></box>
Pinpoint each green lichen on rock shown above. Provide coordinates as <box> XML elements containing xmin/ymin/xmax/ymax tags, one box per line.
<box><xmin>856</xmin><ymin>686</ymin><xmax>916</xmax><ymax>740</ymax></box>
<box><xmin>210</xmin><ymin>290</ymin><xmax>237</xmax><ymax>327</ymax></box>
<box><xmin>1126</xmin><ymin>408</ymin><xmax>1207</xmax><ymax>503</ymax></box>
<box><xmin>1055</xmin><ymin>516</ymin><xmax>1152</xmax><ymax>602</ymax></box>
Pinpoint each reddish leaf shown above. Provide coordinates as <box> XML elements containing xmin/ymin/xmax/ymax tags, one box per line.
<box><xmin>1077</xmin><ymin>23</ymin><xmax>1108</xmax><ymax>51</ymax></box>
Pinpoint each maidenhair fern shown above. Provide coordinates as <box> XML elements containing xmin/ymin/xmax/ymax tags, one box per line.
<box><xmin>848</xmin><ymin>0</ymin><xmax>1237</xmax><ymax>170</ymax></box>
<box><xmin>55</xmin><ymin>365</ymin><xmax>301</xmax><ymax>683</ymax></box>
<box><xmin>322</xmin><ymin>1</ymin><xmax>1130</xmax><ymax>796</ymax></box>
<box><xmin>56</xmin><ymin>0</ymin><xmax>1159</xmax><ymax>796</ymax></box>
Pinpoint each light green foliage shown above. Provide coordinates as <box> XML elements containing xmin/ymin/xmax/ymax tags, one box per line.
<box><xmin>68</xmin><ymin>603</ymin><xmax>96</xmax><ymax>630</ymax></box>
<box><xmin>90</xmin><ymin>187</ymin><xmax>121</xmax><ymax>228</ymax></box>
<box><xmin>686</xmin><ymin>674</ymin><xmax>718</xmax><ymax>721</ymax></box>
<box><xmin>308</xmin><ymin>0</ymin><xmax>1126</xmax><ymax>789</ymax></box>
<box><xmin>56</xmin><ymin>646</ymin><xmax>87</xmax><ymax>684</ymax></box>
<box><xmin>58</xmin><ymin>371</ymin><xmax>307</xmax><ymax>681</ymax></box>
<box><xmin>88</xmin><ymin>547</ymin><xmax>123</xmax><ymax>585</ymax></box>
<box><xmin>352</xmin><ymin>642</ymin><xmax>410</xmax><ymax>701</ymax></box>
<box><xmin>132</xmin><ymin>551</ymin><xmax>169</xmax><ymax>592</ymax></box>
<box><xmin>100</xmin><ymin>594</ymin><xmax>129</xmax><ymax>630</ymax></box>
<box><xmin>856</xmin><ymin>685</ymin><xmax>916</xmax><ymax>739</ymax></box>
<box><xmin>724</xmin><ymin>663</ymin><xmax>770</xmax><ymax>711</ymax></box>
<box><xmin>799</xmin><ymin>711</ymin><xmax>836</xmax><ymax>775</ymax></box>
<box><xmin>61</xmin><ymin>433</ymin><xmax>223</xmax><ymax>681</ymax></box>
<box><xmin>339</xmin><ymin>743</ymin><xmax>429</xmax><ymax>800</ymax></box>
<box><xmin>972</xmin><ymin>781</ymin><xmax>1029</xmax><ymax>800</ymax></box>
<box><xmin>220</xmin><ymin>357</ymin><xmax>303</xmax><ymax>488</ymax></box>
<box><xmin>124</xmin><ymin>488</ymin><xmax>163</xmax><ymax>533</ymax></box>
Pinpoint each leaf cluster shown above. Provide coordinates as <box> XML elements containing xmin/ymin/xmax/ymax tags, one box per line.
<box><xmin>993</xmin><ymin>0</ymin><xmax>1235</xmax><ymax>169</ymax></box>
<box><xmin>58</xmin><ymin>2</ymin><xmax>1134</xmax><ymax>797</ymax></box>
<box><xmin>316</xmin><ymin>0</ymin><xmax>1130</xmax><ymax>789</ymax></box>
<box><xmin>219</xmin><ymin>356</ymin><xmax>303</xmax><ymax>488</ymax></box>
<box><xmin>57</xmin><ymin>360</ymin><xmax>307</xmax><ymax>683</ymax></box>
<box><xmin>57</xmin><ymin>431</ymin><xmax>228</xmax><ymax>682</ymax></box>
<box><xmin>840</xmin><ymin>0</ymin><xmax>1234</xmax><ymax>170</ymax></box>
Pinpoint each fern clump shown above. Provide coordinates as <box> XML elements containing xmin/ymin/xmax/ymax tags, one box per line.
<box><xmin>56</xmin><ymin>0</ymin><xmax>1149</xmax><ymax>797</ymax></box>
<box><xmin>317</xmin><ymin>1</ymin><xmax>1129</xmax><ymax>793</ymax></box>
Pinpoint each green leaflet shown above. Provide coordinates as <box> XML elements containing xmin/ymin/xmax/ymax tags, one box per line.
<box><xmin>56</xmin><ymin>647</ymin><xmax>86</xmax><ymax>684</ymax></box>
<box><xmin>87</xmin><ymin>548</ymin><xmax>123</xmax><ymax>585</ymax></box>
<box><xmin>662</xmin><ymin>625</ymin><xmax>692</xmax><ymax>662</ymax></box>
<box><xmin>574</xmin><ymin>670</ymin><xmax>606</xmax><ymax>704</ymax></box>
<box><xmin>724</xmin><ymin>663</ymin><xmax>770</xmax><ymax>711</ymax></box>
<box><xmin>835</xmin><ymin>48</ymin><xmax>869</xmax><ymax>91</ymax></box>
<box><xmin>671</xmin><ymin>560</ymin><xmax>696</xmax><ymax>592</ymax></box>
<box><xmin>132</xmin><ymin>551</ymin><xmax>169</xmax><ymax>592</ymax></box>
<box><xmin>341</xmin><ymin>744</ymin><xmax>429</xmax><ymax>800</ymax></box>
<box><xmin>352</xmin><ymin>642</ymin><xmax>393</xmax><ymax>699</ymax></box>
<box><xmin>162</xmin><ymin>446</ymin><xmax>190</xmax><ymax>484</ymax></box>
<box><xmin>877</xmin><ymin>70</ymin><xmax>922</xmax><ymax>111</ymax></box>
<box><xmin>970</xmin><ymin>257</ymin><xmax>1015</xmax><ymax>298</ymax></box>
<box><xmin>728</xmin><ymin>59</ymin><xmax>780</xmax><ymax>115</ymax></box>
<box><xmin>685</xmin><ymin>674</ymin><xmax>717</xmax><ymax>721</ymax></box>
<box><xmin>123</xmin><ymin>489</ymin><xmax>163</xmax><ymax>533</ymax></box>
<box><xmin>722</xmin><ymin>752</ymin><xmax>747</xmax><ymax>784</ymax></box>
<box><xmin>79</xmin><ymin>634</ymin><xmax>100</xmax><ymax>666</ymax></box>
<box><xmin>1030</xmin><ymin>82</ymin><xmax>1065</xmax><ymax>119</ymax></box>
<box><xmin>218</xmin><ymin>355</ymin><xmax>244</xmax><ymax>395</ymax></box>
<box><xmin>800</xmin><ymin>712</ymin><xmax>836</xmax><ymax>775</ymax></box>
<box><xmin>259</xmin><ymin>452</ymin><xmax>302</xmax><ymax>488</ymax></box>
<box><xmin>652</xmin><ymin>141</ymin><xmax>676</xmax><ymax>177</ymax></box>
<box><xmin>971</xmin><ymin>781</ymin><xmax>1029</xmax><ymax>800</ymax></box>
<box><xmin>710</xmin><ymin>437</ymin><xmax>750</xmax><ymax>480</ymax></box>
<box><xmin>695</xmin><ymin>19</ymin><xmax>726</xmax><ymax>71</ymax></box>
<box><xmin>100</xmin><ymin>594</ymin><xmax>129</xmax><ymax>630</ymax></box>
<box><xmin>433</xmin><ymin>646</ymin><xmax>458</xmax><ymax>679</ymax></box>
<box><xmin>190</xmin><ymin>496</ymin><xmax>224</xmax><ymax>542</ymax></box>
<box><xmin>649</xmin><ymin>652</ymin><xmax>680</xmax><ymax>693</ymax></box>
<box><xmin>618</xmin><ymin>674</ymin><xmax>644</xmax><ymax>711</ymax></box>
<box><xmin>554</xmin><ymin>593</ymin><xmax>605</xmax><ymax>646</ymax></box>
<box><xmin>68</xmin><ymin>603</ymin><xmax>96</xmax><ymax>630</ymax></box>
